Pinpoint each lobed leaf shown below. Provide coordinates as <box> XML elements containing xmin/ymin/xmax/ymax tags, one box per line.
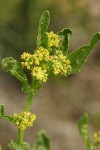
<box><xmin>37</xmin><ymin>10</ymin><xmax>50</xmax><ymax>49</ymax></box>
<box><xmin>33</xmin><ymin>131</ymin><xmax>50</xmax><ymax>150</ymax></box>
<box><xmin>68</xmin><ymin>32</ymin><xmax>100</xmax><ymax>74</ymax></box>
<box><xmin>57</xmin><ymin>28</ymin><xmax>72</xmax><ymax>55</ymax></box>
<box><xmin>8</xmin><ymin>140</ymin><xmax>21</xmax><ymax>150</ymax></box>
<box><xmin>1</xmin><ymin>57</ymin><xmax>31</xmax><ymax>93</ymax></box>
<box><xmin>8</xmin><ymin>140</ymin><xmax>34</xmax><ymax>150</ymax></box>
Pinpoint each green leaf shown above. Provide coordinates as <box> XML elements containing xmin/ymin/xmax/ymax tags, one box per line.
<box><xmin>57</xmin><ymin>28</ymin><xmax>72</xmax><ymax>55</ymax></box>
<box><xmin>0</xmin><ymin>104</ymin><xmax>4</xmax><ymax>117</ymax></box>
<box><xmin>0</xmin><ymin>104</ymin><xmax>13</xmax><ymax>121</ymax></box>
<box><xmin>68</xmin><ymin>32</ymin><xmax>100</xmax><ymax>74</ymax></box>
<box><xmin>8</xmin><ymin>140</ymin><xmax>34</xmax><ymax>150</ymax></box>
<box><xmin>37</xmin><ymin>10</ymin><xmax>50</xmax><ymax>49</ymax></box>
<box><xmin>1</xmin><ymin>57</ymin><xmax>31</xmax><ymax>93</ymax></box>
<box><xmin>78</xmin><ymin>113</ymin><xmax>93</xmax><ymax>150</ymax></box>
<box><xmin>8</xmin><ymin>140</ymin><xmax>21</xmax><ymax>150</ymax></box>
<box><xmin>34</xmin><ymin>131</ymin><xmax>50</xmax><ymax>150</ymax></box>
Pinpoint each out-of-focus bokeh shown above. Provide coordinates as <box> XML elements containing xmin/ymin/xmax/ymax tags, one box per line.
<box><xmin>0</xmin><ymin>0</ymin><xmax>100</xmax><ymax>150</ymax></box>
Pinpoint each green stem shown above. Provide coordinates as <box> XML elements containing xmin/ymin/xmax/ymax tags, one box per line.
<box><xmin>17</xmin><ymin>92</ymin><xmax>35</xmax><ymax>145</ymax></box>
<box><xmin>24</xmin><ymin>92</ymin><xmax>34</xmax><ymax>111</ymax></box>
<box><xmin>17</xmin><ymin>128</ymin><xmax>24</xmax><ymax>145</ymax></box>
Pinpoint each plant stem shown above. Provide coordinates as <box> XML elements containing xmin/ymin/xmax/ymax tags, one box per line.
<box><xmin>17</xmin><ymin>128</ymin><xmax>24</xmax><ymax>145</ymax></box>
<box><xmin>17</xmin><ymin>92</ymin><xmax>34</xmax><ymax>145</ymax></box>
<box><xmin>24</xmin><ymin>92</ymin><xmax>34</xmax><ymax>111</ymax></box>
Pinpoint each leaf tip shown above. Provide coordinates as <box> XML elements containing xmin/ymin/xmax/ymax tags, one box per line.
<box><xmin>90</xmin><ymin>32</ymin><xmax>100</xmax><ymax>46</ymax></box>
<box><xmin>78</xmin><ymin>113</ymin><xmax>88</xmax><ymax>127</ymax></box>
<box><xmin>42</xmin><ymin>10</ymin><xmax>50</xmax><ymax>17</ymax></box>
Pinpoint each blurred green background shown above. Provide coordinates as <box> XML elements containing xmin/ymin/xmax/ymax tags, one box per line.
<box><xmin>0</xmin><ymin>0</ymin><xmax>100</xmax><ymax>150</ymax></box>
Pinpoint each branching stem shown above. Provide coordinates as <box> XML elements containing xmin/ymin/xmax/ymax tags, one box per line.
<box><xmin>17</xmin><ymin>92</ymin><xmax>35</xmax><ymax>145</ymax></box>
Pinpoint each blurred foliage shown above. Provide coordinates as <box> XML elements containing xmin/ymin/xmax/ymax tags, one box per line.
<box><xmin>8</xmin><ymin>131</ymin><xmax>50</xmax><ymax>150</ymax></box>
<box><xmin>0</xmin><ymin>0</ymin><xmax>100</xmax><ymax>61</ymax></box>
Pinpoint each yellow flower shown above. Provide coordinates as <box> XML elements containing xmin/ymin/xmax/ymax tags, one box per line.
<box><xmin>20</xmin><ymin>46</ymin><xmax>71</xmax><ymax>83</ymax></box>
<box><xmin>31</xmin><ymin>66</ymin><xmax>48</xmax><ymax>83</ymax></box>
<box><xmin>50</xmin><ymin>50</ymin><xmax>71</xmax><ymax>76</ymax></box>
<box><xmin>47</xmin><ymin>31</ymin><xmax>60</xmax><ymax>48</ymax></box>
<box><xmin>11</xmin><ymin>111</ymin><xmax>36</xmax><ymax>130</ymax></box>
<box><xmin>21</xmin><ymin>52</ymin><xmax>31</xmax><ymax>60</ymax></box>
<box><xmin>35</xmin><ymin>47</ymin><xmax>49</xmax><ymax>61</ymax></box>
<box><xmin>94</xmin><ymin>131</ymin><xmax>100</xmax><ymax>143</ymax></box>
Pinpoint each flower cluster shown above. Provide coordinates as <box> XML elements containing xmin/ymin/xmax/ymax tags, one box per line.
<box><xmin>94</xmin><ymin>131</ymin><xmax>100</xmax><ymax>143</ymax></box>
<box><xmin>47</xmin><ymin>31</ymin><xmax>60</xmax><ymax>48</ymax></box>
<box><xmin>21</xmin><ymin>32</ymin><xmax>71</xmax><ymax>83</ymax></box>
<box><xmin>21</xmin><ymin>47</ymin><xmax>49</xmax><ymax>83</ymax></box>
<box><xmin>51</xmin><ymin>51</ymin><xmax>71</xmax><ymax>75</ymax></box>
<box><xmin>11</xmin><ymin>111</ymin><xmax>36</xmax><ymax>130</ymax></box>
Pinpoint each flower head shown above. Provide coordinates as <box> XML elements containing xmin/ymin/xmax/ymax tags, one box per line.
<box><xmin>47</xmin><ymin>31</ymin><xmax>60</xmax><ymax>48</ymax></box>
<box><xmin>20</xmin><ymin>32</ymin><xmax>71</xmax><ymax>83</ymax></box>
<box><xmin>31</xmin><ymin>66</ymin><xmax>48</xmax><ymax>83</ymax></box>
<box><xmin>11</xmin><ymin>111</ymin><xmax>36</xmax><ymax>130</ymax></box>
<box><xmin>51</xmin><ymin>50</ymin><xmax>71</xmax><ymax>76</ymax></box>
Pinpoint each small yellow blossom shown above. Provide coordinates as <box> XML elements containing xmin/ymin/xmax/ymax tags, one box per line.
<box><xmin>21</xmin><ymin>62</ymin><xmax>31</xmax><ymax>70</ymax></box>
<box><xmin>21</xmin><ymin>47</ymin><xmax>50</xmax><ymax>68</ymax></box>
<box><xmin>31</xmin><ymin>67</ymin><xmax>48</xmax><ymax>83</ymax></box>
<box><xmin>32</xmin><ymin>47</ymin><xmax>49</xmax><ymax>65</ymax></box>
<box><xmin>47</xmin><ymin>31</ymin><xmax>60</xmax><ymax>48</ymax></box>
<box><xmin>11</xmin><ymin>111</ymin><xmax>36</xmax><ymax>130</ymax></box>
<box><xmin>94</xmin><ymin>131</ymin><xmax>100</xmax><ymax>143</ymax></box>
<box><xmin>51</xmin><ymin>50</ymin><xmax>71</xmax><ymax>76</ymax></box>
<box><xmin>21</xmin><ymin>52</ymin><xmax>31</xmax><ymax>60</ymax></box>
<box><xmin>35</xmin><ymin>47</ymin><xmax>50</xmax><ymax>62</ymax></box>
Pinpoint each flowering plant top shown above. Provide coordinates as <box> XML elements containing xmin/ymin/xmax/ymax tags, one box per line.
<box><xmin>0</xmin><ymin>10</ymin><xmax>100</xmax><ymax>150</ymax></box>
<box><xmin>1</xmin><ymin>11</ymin><xmax>100</xmax><ymax>95</ymax></box>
